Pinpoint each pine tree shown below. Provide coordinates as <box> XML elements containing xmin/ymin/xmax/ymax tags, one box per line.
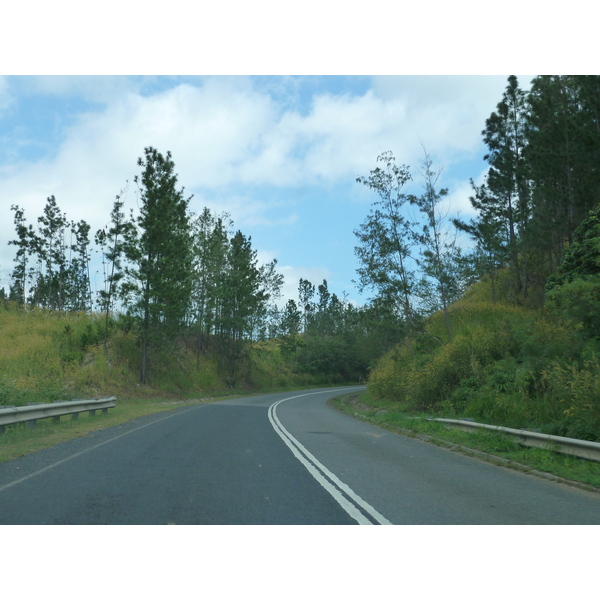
<box><xmin>8</xmin><ymin>205</ymin><xmax>33</xmax><ymax>305</ymax></box>
<box><xmin>30</xmin><ymin>196</ymin><xmax>69</xmax><ymax>309</ymax></box>
<box><xmin>190</xmin><ymin>208</ymin><xmax>232</xmax><ymax>365</ymax></box>
<box><xmin>96</xmin><ymin>184</ymin><xmax>134</xmax><ymax>350</ymax></box>
<box><xmin>298</xmin><ymin>278</ymin><xmax>316</xmax><ymax>333</ymax></box>
<box><xmin>123</xmin><ymin>147</ymin><xmax>193</xmax><ymax>384</ymax></box>
<box><xmin>278</xmin><ymin>299</ymin><xmax>303</xmax><ymax>362</ymax></box>
<box><xmin>221</xmin><ymin>231</ymin><xmax>262</xmax><ymax>342</ymax></box>
<box><xmin>66</xmin><ymin>219</ymin><xmax>92</xmax><ymax>312</ymax></box>
<box><xmin>481</xmin><ymin>75</ymin><xmax>531</xmax><ymax>298</ymax></box>
<box><xmin>216</xmin><ymin>230</ymin><xmax>266</xmax><ymax>380</ymax></box>
<box><xmin>526</xmin><ymin>75</ymin><xmax>600</xmax><ymax>284</ymax></box>
<box><xmin>255</xmin><ymin>258</ymin><xmax>284</xmax><ymax>341</ymax></box>
<box><xmin>453</xmin><ymin>179</ymin><xmax>510</xmax><ymax>302</ymax></box>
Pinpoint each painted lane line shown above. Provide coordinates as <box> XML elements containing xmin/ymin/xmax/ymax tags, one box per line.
<box><xmin>269</xmin><ymin>409</ymin><xmax>373</xmax><ymax>525</ymax></box>
<box><xmin>269</xmin><ymin>399</ymin><xmax>390</xmax><ymax>525</ymax></box>
<box><xmin>268</xmin><ymin>390</ymin><xmax>392</xmax><ymax>525</ymax></box>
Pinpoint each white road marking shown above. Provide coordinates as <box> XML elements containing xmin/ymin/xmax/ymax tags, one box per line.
<box><xmin>268</xmin><ymin>389</ymin><xmax>392</xmax><ymax>525</ymax></box>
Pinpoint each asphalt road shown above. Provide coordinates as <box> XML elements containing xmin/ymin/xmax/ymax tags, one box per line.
<box><xmin>1</xmin><ymin>387</ymin><xmax>599</xmax><ymax>524</ymax></box>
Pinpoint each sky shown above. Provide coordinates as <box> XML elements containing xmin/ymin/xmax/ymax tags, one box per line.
<box><xmin>1</xmin><ymin>2</ymin><xmax>594</xmax><ymax>310</ymax></box>
<box><xmin>0</xmin><ymin>74</ymin><xmax>536</xmax><ymax>307</ymax></box>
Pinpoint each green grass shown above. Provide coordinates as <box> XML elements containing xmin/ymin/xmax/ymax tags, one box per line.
<box><xmin>331</xmin><ymin>390</ymin><xmax>600</xmax><ymax>490</ymax></box>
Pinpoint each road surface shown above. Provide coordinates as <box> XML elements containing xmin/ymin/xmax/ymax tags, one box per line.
<box><xmin>1</xmin><ymin>387</ymin><xmax>599</xmax><ymax>524</ymax></box>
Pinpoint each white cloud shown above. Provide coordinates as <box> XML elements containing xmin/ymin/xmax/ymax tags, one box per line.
<box><xmin>0</xmin><ymin>79</ymin><xmax>278</xmax><ymax>260</ymax></box>
<box><xmin>370</xmin><ymin>75</ymin><xmax>528</xmax><ymax>164</ymax></box>
<box><xmin>190</xmin><ymin>192</ymin><xmax>298</xmax><ymax>229</ymax></box>
<box><xmin>0</xmin><ymin>75</ymin><xmax>516</xmax><ymax>295</ymax></box>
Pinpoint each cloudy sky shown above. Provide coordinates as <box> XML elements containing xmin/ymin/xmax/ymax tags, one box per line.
<box><xmin>0</xmin><ymin>74</ymin><xmax>536</xmax><ymax>305</ymax></box>
<box><xmin>1</xmin><ymin>3</ymin><xmax>592</xmax><ymax>309</ymax></box>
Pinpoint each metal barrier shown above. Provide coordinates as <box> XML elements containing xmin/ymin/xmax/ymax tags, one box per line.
<box><xmin>431</xmin><ymin>418</ymin><xmax>600</xmax><ymax>463</ymax></box>
<box><xmin>0</xmin><ymin>397</ymin><xmax>117</xmax><ymax>434</ymax></box>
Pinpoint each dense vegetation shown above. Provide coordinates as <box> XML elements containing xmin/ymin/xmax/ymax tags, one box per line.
<box><xmin>2</xmin><ymin>75</ymin><xmax>600</xmax><ymax>445</ymax></box>
<box><xmin>0</xmin><ymin>148</ymin><xmax>401</xmax><ymax>401</ymax></box>
<box><xmin>361</xmin><ymin>75</ymin><xmax>600</xmax><ymax>441</ymax></box>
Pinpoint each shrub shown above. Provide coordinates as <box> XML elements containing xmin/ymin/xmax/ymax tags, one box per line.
<box><xmin>540</xmin><ymin>357</ymin><xmax>600</xmax><ymax>441</ymax></box>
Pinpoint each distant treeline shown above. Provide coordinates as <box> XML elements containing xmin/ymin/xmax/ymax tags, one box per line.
<box><xmin>3</xmin><ymin>75</ymin><xmax>600</xmax><ymax>389</ymax></box>
<box><xmin>1</xmin><ymin>147</ymin><xmax>401</xmax><ymax>386</ymax></box>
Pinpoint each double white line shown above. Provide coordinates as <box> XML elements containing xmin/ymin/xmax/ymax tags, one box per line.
<box><xmin>268</xmin><ymin>391</ymin><xmax>392</xmax><ymax>525</ymax></box>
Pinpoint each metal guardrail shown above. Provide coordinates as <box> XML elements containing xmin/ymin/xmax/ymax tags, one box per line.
<box><xmin>0</xmin><ymin>397</ymin><xmax>117</xmax><ymax>434</ymax></box>
<box><xmin>431</xmin><ymin>418</ymin><xmax>600</xmax><ymax>463</ymax></box>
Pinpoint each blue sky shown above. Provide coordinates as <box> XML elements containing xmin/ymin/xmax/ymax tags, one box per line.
<box><xmin>1</xmin><ymin>74</ymin><xmax>539</xmax><ymax>307</ymax></box>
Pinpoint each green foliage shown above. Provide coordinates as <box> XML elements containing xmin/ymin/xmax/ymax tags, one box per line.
<box><xmin>367</xmin><ymin>290</ymin><xmax>600</xmax><ymax>440</ymax></box>
<box><xmin>8</xmin><ymin>198</ymin><xmax>93</xmax><ymax>311</ymax></box>
<box><xmin>527</xmin><ymin>76</ymin><xmax>600</xmax><ymax>279</ymax></box>
<box><xmin>545</xmin><ymin>203</ymin><xmax>600</xmax><ymax>341</ymax></box>
<box><xmin>546</xmin><ymin>276</ymin><xmax>600</xmax><ymax>340</ymax></box>
<box><xmin>354</xmin><ymin>151</ymin><xmax>417</xmax><ymax>324</ymax></box>
<box><xmin>122</xmin><ymin>147</ymin><xmax>194</xmax><ymax>384</ymax></box>
<box><xmin>362</xmin><ymin>76</ymin><xmax>600</xmax><ymax>443</ymax></box>
<box><xmin>539</xmin><ymin>357</ymin><xmax>600</xmax><ymax>440</ymax></box>
<box><xmin>0</xmin><ymin>375</ymin><xmax>24</xmax><ymax>406</ymax></box>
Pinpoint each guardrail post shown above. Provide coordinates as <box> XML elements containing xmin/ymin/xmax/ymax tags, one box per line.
<box><xmin>89</xmin><ymin>410</ymin><xmax>96</xmax><ymax>417</ymax></box>
<box><xmin>27</xmin><ymin>420</ymin><xmax>36</xmax><ymax>429</ymax></box>
<box><xmin>71</xmin><ymin>413</ymin><xmax>79</xmax><ymax>420</ymax></box>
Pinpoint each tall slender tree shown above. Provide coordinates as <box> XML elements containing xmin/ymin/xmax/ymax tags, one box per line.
<box><xmin>298</xmin><ymin>278</ymin><xmax>316</xmax><ymax>333</ymax></box>
<box><xmin>8</xmin><ymin>205</ymin><xmax>33</xmax><ymax>305</ymax></box>
<box><xmin>354</xmin><ymin>151</ymin><xmax>419</xmax><ymax>327</ymax></box>
<box><xmin>66</xmin><ymin>219</ymin><xmax>92</xmax><ymax>312</ymax></box>
<box><xmin>481</xmin><ymin>75</ymin><xmax>531</xmax><ymax>297</ymax></box>
<box><xmin>453</xmin><ymin>179</ymin><xmax>510</xmax><ymax>302</ymax></box>
<box><xmin>96</xmin><ymin>183</ymin><xmax>133</xmax><ymax>350</ymax></box>
<box><xmin>410</xmin><ymin>150</ymin><xmax>464</xmax><ymax>341</ymax></box>
<box><xmin>123</xmin><ymin>147</ymin><xmax>193</xmax><ymax>384</ymax></box>
<box><xmin>526</xmin><ymin>75</ymin><xmax>600</xmax><ymax>284</ymax></box>
<box><xmin>189</xmin><ymin>208</ymin><xmax>232</xmax><ymax>365</ymax></box>
<box><xmin>29</xmin><ymin>196</ymin><xmax>69</xmax><ymax>309</ymax></box>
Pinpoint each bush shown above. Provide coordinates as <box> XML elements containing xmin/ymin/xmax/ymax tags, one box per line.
<box><xmin>546</xmin><ymin>275</ymin><xmax>600</xmax><ymax>340</ymax></box>
<box><xmin>367</xmin><ymin>293</ymin><xmax>600</xmax><ymax>438</ymax></box>
<box><xmin>369</xmin><ymin>304</ymin><xmax>525</xmax><ymax>411</ymax></box>
<box><xmin>539</xmin><ymin>357</ymin><xmax>600</xmax><ymax>441</ymax></box>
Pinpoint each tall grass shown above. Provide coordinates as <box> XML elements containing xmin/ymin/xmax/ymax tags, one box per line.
<box><xmin>0</xmin><ymin>303</ymin><xmax>328</xmax><ymax>407</ymax></box>
<box><xmin>0</xmin><ymin>305</ymin><xmax>207</xmax><ymax>403</ymax></box>
<box><xmin>367</xmin><ymin>275</ymin><xmax>600</xmax><ymax>440</ymax></box>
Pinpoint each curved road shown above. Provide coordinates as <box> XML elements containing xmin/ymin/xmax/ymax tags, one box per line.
<box><xmin>1</xmin><ymin>387</ymin><xmax>599</xmax><ymax>524</ymax></box>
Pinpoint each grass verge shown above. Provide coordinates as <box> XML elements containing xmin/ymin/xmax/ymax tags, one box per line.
<box><xmin>331</xmin><ymin>390</ymin><xmax>600</xmax><ymax>492</ymax></box>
